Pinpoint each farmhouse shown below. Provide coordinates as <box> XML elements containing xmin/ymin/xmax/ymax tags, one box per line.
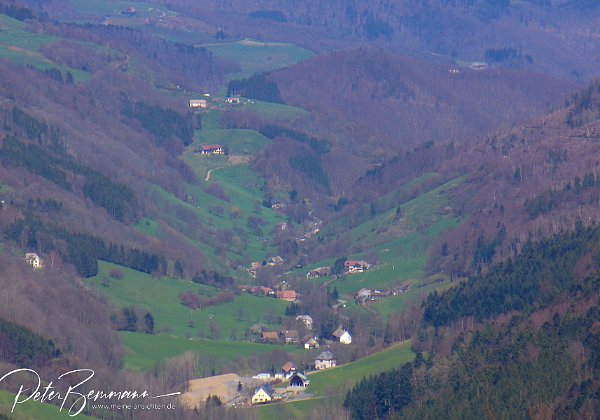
<box><xmin>306</xmin><ymin>266</ymin><xmax>331</xmax><ymax>279</ymax></box>
<box><xmin>276</xmin><ymin>290</ymin><xmax>297</xmax><ymax>302</ymax></box>
<box><xmin>251</xmin><ymin>384</ymin><xmax>275</xmax><ymax>405</ymax></box>
<box><xmin>332</xmin><ymin>328</ymin><xmax>352</xmax><ymax>344</ymax></box>
<box><xmin>25</xmin><ymin>252</ymin><xmax>43</xmax><ymax>270</ymax></box>
<box><xmin>288</xmin><ymin>372</ymin><xmax>310</xmax><ymax>390</ymax></box>
<box><xmin>281</xmin><ymin>361</ymin><xmax>297</xmax><ymax>378</ymax></box>
<box><xmin>315</xmin><ymin>351</ymin><xmax>337</xmax><ymax>370</ymax></box>
<box><xmin>189</xmin><ymin>99</ymin><xmax>207</xmax><ymax>108</ymax></box>
<box><xmin>280</xmin><ymin>330</ymin><xmax>299</xmax><ymax>344</ymax></box>
<box><xmin>344</xmin><ymin>260</ymin><xmax>370</xmax><ymax>274</ymax></box>
<box><xmin>199</xmin><ymin>144</ymin><xmax>224</xmax><ymax>155</ymax></box>
<box><xmin>268</xmin><ymin>256</ymin><xmax>284</xmax><ymax>266</ymax></box>
<box><xmin>303</xmin><ymin>337</ymin><xmax>319</xmax><ymax>349</ymax></box>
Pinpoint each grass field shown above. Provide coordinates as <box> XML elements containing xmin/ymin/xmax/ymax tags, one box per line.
<box><xmin>146</xmin><ymin>177</ymin><xmax>283</xmax><ymax>271</ymax></box>
<box><xmin>67</xmin><ymin>0</ymin><xmax>175</xmax><ymax>23</ymax></box>
<box><xmin>133</xmin><ymin>217</ymin><xmax>160</xmax><ymax>238</ymax></box>
<box><xmin>199</xmin><ymin>39</ymin><xmax>314</xmax><ymax>79</ymax></box>
<box><xmin>175</xmin><ymin>109</ymin><xmax>288</xmax><ymax>265</ymax></box>
<box><xmin>120</xmin><ymin>332</ymin><xmax>302</xmax><ymax>372</ymax></box>
<box><xmin>316</xmin><ymin>177</ymin><xmax>465</xmax><ymax>298</ymax></box>
<box><xmin>255</xmin><ymin>341</ymin><xmax>414</xmax><ymax>418</ymax></box>
<box><xmin>195</xmin><ymin>128</ymin><xmax>270</xmax><ymax>156</ymax></box>
<box><xmin>87</xmin><ymin>261</ymin><xmax>289</xmax><ymax>338</ymax></box>
<box><xmin>0</xmin><ymin>390</ymin><xmax>94</xmax><ymax>419</ymax></box>
<box><xmin>235</xmin><ymin>99</ymin><xmax>309</xmax><ymax>120</ymax></box>
<box><xmin>0</xmin><ymin>14</ymin><xmax>90</xmax><ymax>82</ymax></box>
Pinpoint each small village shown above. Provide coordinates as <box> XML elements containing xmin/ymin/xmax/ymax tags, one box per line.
<box><xmin>179</xmin><ymin>344</ymin><xmax>348</xmax><ymax>409</ymax></box>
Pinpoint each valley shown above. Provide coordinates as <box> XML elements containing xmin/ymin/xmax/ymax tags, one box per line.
<box><xmin>0</xmin><ymin>1</ymin><xmax>599</xmax><ymax>419</ymax></box>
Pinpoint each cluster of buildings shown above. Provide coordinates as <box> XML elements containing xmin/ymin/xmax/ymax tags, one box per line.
<box><xmin>260</xmin><ymin>321</ymin><xmax>351</xmax><ymax>347</ymax></box>
<box><xmin>251</xmin><ymin>352</ymin><xmax>338</xmax><ymax>405</ymax></box>
<box><xmin>197</xmin><ymin>144</ymin><xmax>224</xmax><ymax>155</ymax></box>
<box><xmin>355</xmin><ymin>285</ymin><xmax>411</xmax><ymax>305</ymax></box>
<box><xmin>248</xmin><ymin>256</ymin><xmax>285</xmax><ymax>277</ymax></box>
<box><xmin>344</xmin><ymin>260</ymin><xmax>371</xmax><ymax>274</ymax></box>
<box><xmin>305</xmin><ymin>259</ymin><xmax>371</xmax><ymax>279</ymax></box>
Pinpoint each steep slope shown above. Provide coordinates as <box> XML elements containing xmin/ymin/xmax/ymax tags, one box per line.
<box><xmin>344</xmin><ymin>225</ymin><xmax>600</xmax><ymax>419</ymax></box>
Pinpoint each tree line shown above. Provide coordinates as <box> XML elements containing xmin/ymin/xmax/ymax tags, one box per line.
<box><xmin>5</xmin><ymin>213</ymin><xmax>166</xmax><ymax>277</ymax></box>
<box><xmin>0</xmin><ymin>318</ymin><xmax>61</xmax><ymax>369</ymax></box>
<box><xmin>423</xmin><ymin>223</ymin><xmax>599</xmax><ymax>327</ymax></box>
<box><xmin>227</xmin><ymin>73</ymin><xmax>284</xmax><ymax>103</ymax></box>
<box><xmin>121</xmin><ymin>97</ymin><xmax>194</xmax><ymax>148</ymax></box>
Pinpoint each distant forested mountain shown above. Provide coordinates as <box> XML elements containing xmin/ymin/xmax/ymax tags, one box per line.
<box><xmin>144</xmin><ymin>0</ymin><xmax>600</xmax><ymax>80</ymax></box>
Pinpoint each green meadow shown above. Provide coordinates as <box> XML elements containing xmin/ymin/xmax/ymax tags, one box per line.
<box><xmin>0</xmin><ymin>14</ymin><xmax>89</xmax><ymax>81</ymax></box>
<box><xmin>235</xmin><ymin>99</ymin><xmax>309</xmax><ymax>120</ymax></box>
<box><xmin>133</xmin><ymin>217</ymin><xmax>160</xmax><ymax>238</ymax></box>
<box><xmin>307</xmin><ymin>176</ymin><xmax>465</xmax><ymax>316</ymax></box>
<box><xmin>87</xmin><ymin>261</ymin><xmax>289</xmax><ymax>338</ymax></box>
<box><xmin>145</xmin><ymin>174</ymin><xmax>283</xmax><ymax>271</ymax></box>
<box><xmin>120</xmin><ymin>332</ymin><xmax>302</xmax><ymax>372</ymax></box>
<box><xmin>199</xmin><ymin>39</ymin><xmax>314</xmax><ymax>79</ymax></box>
<box><xmin>67</xmin><ymin>0</ymin><xmax>175</xmax><ymax>22</ymax></box>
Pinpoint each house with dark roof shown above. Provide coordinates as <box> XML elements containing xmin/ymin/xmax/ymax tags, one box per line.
<box><xmin>315</xmin><ymin>351</ymin><xmax>337</xmax><ymax>370</ymax></box>
<box><xmin>288</xmin><ymin>372</ymin><xmax>310</xmax><ymax>390</ymax></box>
<box><xmin>280</xmin><ymin>330</ymin><xmax>299</xmax><ymax>344</ymax></box>
<box><xmin>251</xmin><ymin>384</ymin><xmax>275</xmax><ymax>404</ymax></box>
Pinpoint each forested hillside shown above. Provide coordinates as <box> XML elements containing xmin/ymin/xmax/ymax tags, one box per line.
<box><xmin>0</xmin><ymin>1</ymin><xmax>599</xmax><ymax>419</ymax></box>
<box><xmin>143</xmin><ymin>0</ymin><xmax>600</xmax><ymax>80</ymax></box>
<box><xmin>345</xmin><ymin>225</ymin><xmax>600</xmax><ymax>419</ymax></box>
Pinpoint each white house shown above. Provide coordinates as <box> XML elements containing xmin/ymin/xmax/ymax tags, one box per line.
<box><xmin>251</xmin><ymin>384</ymin><xmax>275</xmax><ymax>404</ymax></box>
<box><xmin>315</xmin><ymin>351</ymin><xmax>337</xmax><ymax>370</ymax></box>
<box><xmin>189</xmin><ymin>99</ymin><xmax>207</xmax><ymax>108</ymax></box>
<box><xmin>332</xmin><ymin>327</ymin><xmax>352</xmax><ymax>344</ymax></box>
<box><xmin>304</xmin><ymin>337</ymin><xmax>319</xmax><ymax>349</ymax></box>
